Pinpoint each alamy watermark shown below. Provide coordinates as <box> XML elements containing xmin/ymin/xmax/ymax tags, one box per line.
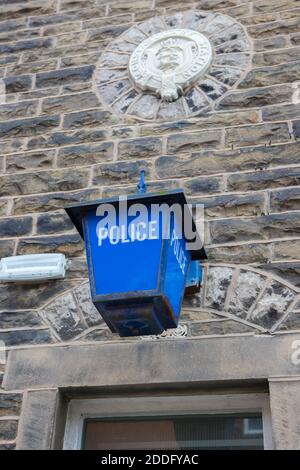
<box><xmin>291</xmin><ymin>340</ymin><xmax>300</xmax><ymax>366</ymax></box>
<box><xmin>0</xmin><ymin>340</ymin><xmax>6</xmax><ymax>367</ymax></box>
<box><xmin>95</xmin><ymin>196</ymin><xmax>205</xmax><ymax>252</ymax></box>
<box><xmin>0</xmin><ymin>78</ymin><xmax>6</xmax><ymax>105</ymax></box>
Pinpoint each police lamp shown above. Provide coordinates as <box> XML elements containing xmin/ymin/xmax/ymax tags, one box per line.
<box><xmin>65</xmin><ymin>179</ymin><xmax>206</xmax><ymax>337</ymax></box>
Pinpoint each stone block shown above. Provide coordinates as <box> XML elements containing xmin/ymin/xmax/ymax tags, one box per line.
<box><xmin>87</xmin><ymin>24</ymin><xmax>129</xmax><ymax>42</ymax></box>
<box><xmin>118</xmin><ymin>137</ymin><xmax>162</xmax><ymax>160</ymax></box>
<box><xmin>18</xmin><ymin>87</ymin><xmax>60</xmax><ymax>101</ymax></box>
<box><xmin>228</xmin><ymin>166</ymin><xmax>300</xmax><ymax>192</ymax></box>
<box><xmin>1</xmin><ymin>0</ymin><xmax>56</xmax><ymax>20</ymax></box>
<box><xmin>109</xmin><ymin>0</ymin><xmax>152</xmax><ymax>14</ymax></box>
<box><xmin>92</xmin><ymin>160</ymin><xmax>153</xmax><ymax>186</ymax></box>
<box><xmin>0</xmin><ymin>393</ymin><xmax>22</xmax><ymax>417</ymax></box>
<box><xmin>240</xmin><ymin>61</ymin><xmax>300</xmax><ymax>88</ymax></box>
<box><xmin>17</xmin><ymin>234</ymin><xmax>84</xmax><ymax>257</ymax></box>
<box><xmin>0</xmin><ymin>168</ymin><xmax>90</xmax><ymax>196</ymax></box>
<box><xmin>6</xmin><ymin>59</ymin><xmax>57</xmax><ymax>76</ymax></box>
<box><xmin>42</xmin><ymin>92</ymin><xmax>98</xmax><ymax>115</ymax></box>
<box><xmin>269</xmin><ymin>380</ymin><xmax>300</xmax><ymax>450</ymax></box>
<box><xmin>273</xmin><ymin>239</ymin><xmax>300</xmax><ymax>260</ymax></box>
<box><xmin>293</xmin><ymin>120</ymin><xmax>300</xmax><ymax>138</ymax></box>
<box><xmin>291</xmin><ymin>32</ymin><xmax>300</xmax><ymax>45</ymax></box>
<box><xmin>0</xmin><ymin>216</ymin><xmax>33</xmax><ymax>238</ymax></box>
<box><xmin>65</xmin><ymin>258</ymin><xmax>88</xmax><ymax>279</ymax></box>
<box><xmin>27</xmin><ymin>128</ymin><xmax>108</xmax><ymax>150</ymax></box>
<box><xmin>0</xmin><ymin>115</ymin><xmax>60</xmax><ymax>139</ymax></box>
<box><xmin>0</xmin><ymin>137</ymin><xmax>26</xmax><ymax>155</ymax></box>
<box><xmin>4</xmin><ymin>74</ymin><xmax>32</xmax><ymax>94</ymax></box>
<box><xmin>0</xmin><ymin>443</ymin><xmax>15</xmax><ymax>450</ymax></box>
<box><xmin>254</xmin><ymin>35</ymin><xmax>287</xmax><ymax>52</ymax></box>
<box><xmin>13</xmin><ymin>188</ymin><xmax>102</xmax><ymax>215</ymax></box>
<box><xmin>6</xmin><ymin>150</ymin><xmax>55</xmax><ymax>172</ymax></box>
<box><xmin>190</xmin><ymin>320</ymin><xmax>255</xmax><ymax>336</ymax></box>
<box><xmin>0</xmin><ymin>329</ymin><xmax>53</xmax><ymax>347</ymax></box>
<box><xmin>0</xmin><ymin>240</ymin><xmax>15</xmax><ymax>258</ymax></box>
<box><xmin>225</xmin><ymin>123</ymin><xmax>290</xmax><ymax>147</ymax></box>
<box><xmin>62</xmin><ymin>109</ymin><xmax>113</xmax><ymax>129</ymax></box>
<box><xmin>0</xmin><ymin>38</ymin><xmax>52</xmax><ymax>56</ymax></box>
<box><xmin>36</xmin><ymin>66</ymin><xmax>95</xmax><ymax>88</ymax></box>
<box><xmin>75</xmin><ymin>328</ymin><xmax>115</xmax><ymax>342</ymax></box>
<box><xmin>156</xmin><ymin>143</ymin><xmax>300</xmax><ymax>178</ymax></box>
<box><xmin>29</xmin><ymin>8</ymin><xmax>106</xmax><ymax>28</ymax></box>
<box><xmin>36</xmin><ymin>212</ymin><xmax>74</xmax><ymax>235</ymax></box>
<box><xmin>229</xmin><ymin>271</ymin><xmax>265</xmax><ymax>318</ymax></box>
<box><xmin>206</xmin><ymin>242</ymin><xmax>272</xmax><ymax>264</ymax></box>
<box><xmin>17</xmin><ymin>389</ymin><xmax>59</xmax><ymax>450</ymax></box>
<box><xmin>278</xmin><ymin>312</ymin><xmax>300</xmax><ymax>331</ymax></box>
<box><xmin>218</xmin><ymin>85</ymin><xmax>292</xmax><ymax>109</ymax></box>
<box><xmin>157</xmin><ymin>97</ymin><xmax>187</xmax><ymax>121</ymax></box>
<box><xmin>197</xmin><ymin>77</ymin><xmax>227</xmax><ymax>101</ymax></box>
<box><xmin>210</xmin><ymin>212</ymin><xmax>300</xmax><ymax>244</ymax></box>
<box><xmin>183</xmin><ymin>176</ymin><xmax>224</xmax><ymax>196</ymax></box>
<box><xmin>97</xmin><ymin>79</ymin><xmax>132</xmax><ymax>104</ymax></box>
<box><xmin>270</xmin><ymin>187</ymin><xmax>300</xmax><ymax>212</ymax></box>
<box><xmin>0</xmin><ymin>200</ymin><xmax>8</xmax><ymax>217</ymax></box>
<box><xmin>42</xmin><ymin>21</ymin><xmax>82</xmax><ymax>36</ymax></box>
<box><xmin>262</xmin><ymin>103</ymin><xmax>300</xmax><ymax>121</ymax></box>
<box><xmin>204</xmin><ymin>267</ymin><xmax>233</xmax><ymax>310</ymax></box>
<box><xmin>82</xmin><ymin>14</ymin><xmax>132</xmax><ymax>30</ymax></box>
<box><xmin>0</xmin><ymin>280</ymin><xmax>77</xmax><ymax>311</ymax></box>
<box><xmin>193</xmin><ymin>193</ymin><xmax>266</xmax><ymax>218</ymax></box>
<box><xmin>253</xmin><ymin>46</ymin><xmax>300</xmax><ymax>66</ymax></box>
<box><xmin>60</xmin><ymin>0</ymin><xmax>96</xmax><ymax>10</ymax></box>
<box><xmin>73</xmin><ymin>284</ymin><xmax>104</xmax><ymax>327</ymax></box>
<box><xmin>258</xmin><ymin>262</ymin><xmax>300</xmax><ymax>288</ymax></box>
<box><xmin>0</xmin><ymin>18</ymin><xmax>27</xmax><ymax>33</ymax></box>
<box><xmin>57</xmin><ymin>142</ymin><xmax>114</xmax><ymax>167</ymax></box>
<box><xmin>41</xmin><ymin>292</ymin><xmax>86</xmax><ymax>341</ymax></box>
<box><xmin>253</xmin><ymin>0</ymin><xmax>300</xmax><ymax>14</ymax></box>
<box><xmin>0</xmin><ymin>420</ymin><xmax>18</xmax><ymax>441</ymax></box>
<box><xmin>209</xmin><ymin>65</ymin><xmax>244</xmax><ymax>86</ymax></box>
<box><xmin>248</xmin><ymin>17</ymin><xmax>300</xmax><ymax>38</ymax></box>
<box><xmin>140</xmin><ymin>110</ymin><xmax>259</xmax><ymax>136</ymax></box>
<box><xmin>166</xmin><ymin>130</ymin><xmax>222</xmax><ymax>153</ymax></box>
<box><xmin>248</xmin><ymin>281</ymin><xmax>295</xmax><ymax>329</ymax></box>
<box><xmin>6</xmin><ymin>334</ymin><xmax>300</xmax><ymax>392</ymax></box>
<box><xmin>0</xmin><ymin>311</ymin><xmax>43</xmax><ymax>330</ymax></box>
<box><xmin>0</xmin><ymin>100</ymin><xmax>38</xmax><ymax>121</ymax></box>
<box><xmin>60</xmin><ymin>52</ymin><xmax>99</xmax><ymax>68</ymax></box>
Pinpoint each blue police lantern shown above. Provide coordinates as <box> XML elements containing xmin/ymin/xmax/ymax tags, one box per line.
<box><xmin>65</xmin><ymin>183</ymin><xmax>206</xmax><ymax>337</ymax></box>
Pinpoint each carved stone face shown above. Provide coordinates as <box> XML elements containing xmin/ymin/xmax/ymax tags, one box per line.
<box><xmin>156</xmin><ymin>44</ymin><xmax>183</xmax><ymax>73</ymax></box>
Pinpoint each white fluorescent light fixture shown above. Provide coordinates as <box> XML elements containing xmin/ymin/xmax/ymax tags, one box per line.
<box><xmin>0</xmin><ymin>254</ymin><xmax>67</xmax><ymax>283</ymax></box>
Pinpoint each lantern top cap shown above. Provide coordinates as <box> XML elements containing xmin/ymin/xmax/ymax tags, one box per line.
<box><xmin>65</xmin><ymin>188</ymin><xmax>207</xmax><ymax>260</ymax></box>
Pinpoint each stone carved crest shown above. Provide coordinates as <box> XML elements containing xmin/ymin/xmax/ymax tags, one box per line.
<box><xmin>129</xmin><ymin>29</ymin><xmax>213</xmax><ymax>102</ymax></box>
<box><xmin>94</xmin><ymin>11</ymin><xmax>252</xmax><ymax>121</ymax></box>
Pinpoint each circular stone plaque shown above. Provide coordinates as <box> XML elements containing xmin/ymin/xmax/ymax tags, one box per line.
<box><xmin>94</xmin><ymin>10</ymin><xmax>252</xmax><ymax>121</ymax></box>
<box><xmin>129</xmin><ymin>29</ymin><xmax>213</xmax><ymax>102</ymax></box>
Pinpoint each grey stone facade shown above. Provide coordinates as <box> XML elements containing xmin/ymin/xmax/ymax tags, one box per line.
<box><xmin>0</xmin><ymin>0</ymin><xmax>299</xmax><ymax>450</ymax></box>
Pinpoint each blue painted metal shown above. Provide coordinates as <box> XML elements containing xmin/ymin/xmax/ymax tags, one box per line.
<box><xmin>65</xmin><ymin>189</ymin><xmax>206</xmax><ymax>337</ymax></box>
<box><xmin>185</xmin><ymin>261</ymin><xmax>203</xmax><ymax>295</ymax></box>
<box><xmin>137</xmin><ymin>170</ymin><xmax>147</xmax><ymax>194</ymax></box>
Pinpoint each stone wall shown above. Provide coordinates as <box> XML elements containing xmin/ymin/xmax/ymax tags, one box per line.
<box><xmin>0</xmin><ymin>0</ymin><xmax>300</xmax><ymax>449</ymax></box>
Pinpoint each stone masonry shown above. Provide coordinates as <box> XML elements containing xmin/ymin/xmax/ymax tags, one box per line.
<box><xmin>0</xmin><ymin>0</ymin><xmax>300</xmax><ymax>449</ymax></box>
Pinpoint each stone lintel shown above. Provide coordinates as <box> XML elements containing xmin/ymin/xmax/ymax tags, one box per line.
<box><xmin>4</xmin><ymin>333</ymin><xmax>300</xmax><ymax>391</ymax></box>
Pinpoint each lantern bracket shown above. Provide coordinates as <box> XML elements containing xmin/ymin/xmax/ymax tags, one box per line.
<box><xmin>137</xmin><ymin>170</ymin><xmax>147</xmax><ymax>194</ymax></box>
